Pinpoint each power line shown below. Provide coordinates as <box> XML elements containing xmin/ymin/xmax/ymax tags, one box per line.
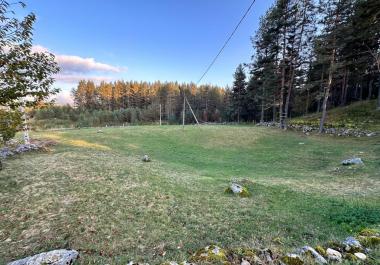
<box><xmin>196</xmin><ymin>0</ymin><xmax>257</xmax><ymax>85</ymax></box>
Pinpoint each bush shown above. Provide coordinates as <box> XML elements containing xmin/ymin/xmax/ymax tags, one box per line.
<box><xmin>0</xmin><ymin>110</ymin><xmax>22</xmax><ymax>143</ymax></box>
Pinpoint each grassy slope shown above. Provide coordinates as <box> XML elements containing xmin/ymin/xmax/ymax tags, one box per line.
<box><xmin>0</xmin><ymin>126</ymin><xmax>379</xmax><ymax>264</ymax></box>
<box><xmin>291</xmin><ymin>100</ymin><xmax>380</xmax><ymax>131</ymax></box>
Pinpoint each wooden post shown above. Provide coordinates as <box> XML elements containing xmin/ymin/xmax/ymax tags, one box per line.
<box><xmin>182</xmin><ymin>94</ymin><xmax>185</xmax><ymax>129</ymax></box>
<box><xmin>159</xmin><ymin>104</ymin><xmax>162</xmax><ymax>126</ymax></box>
<box><xmin>186</xmin><ymin>97</ymin><xmax>200</xmax><ymax>125</ymax></box>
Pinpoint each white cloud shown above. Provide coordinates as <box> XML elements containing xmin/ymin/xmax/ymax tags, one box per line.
<box><xmin>55</xmin><ymin>74</ymin><xmax>114</xmax><ymax>83</ymax></box>
<box><xmin>32</xmin><ymin>45</ymin><xmax>126</xmax><ymax>83</ymax></box>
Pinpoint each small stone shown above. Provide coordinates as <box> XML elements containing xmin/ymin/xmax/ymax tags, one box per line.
<box><xmin>326</xmin><ymin>248</ymin><xmax>342</xmax><ymax>262</ymax></box>
<box><xmin>241</xmin><ymin>258</ymin><xmax>250</xmax><ymax>265</ymax></box>
<box><xmin>299</xmin><ymin>246</ymin><xmax>327</xmax><ymax>264</ymax></box>
<box><xmin>7</xmin><ymin>249</ymin><xmax>78</xmax><ymax>265</ymax></box>
<box><xmin>343</xmin><ymin>237</ymin><xmax>363</xmax><ymax>252</ymax></box>
<box><xmin>341</xmin><ymin>157</ymin><xmax>363</xmax><ymax>166</ymax></box>
<box><xmin>281</xmin><ymin>254</ymin><xmax>303</xmax><ymax>265</ymax></box>
<box><xmin>142</xmin><ymin>155</ymin><xmax>151</xmax><ymax>162</ymax></box>
<box><xmin>354</xmin><ymin>253</ymin><xmax>366</xmax><ymax>260</ymax></box>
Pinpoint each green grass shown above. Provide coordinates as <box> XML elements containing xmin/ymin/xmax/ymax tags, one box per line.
<box><xmin>0</xmin><ymin>125</ymin><xmax>379</xmax><ymax>264</ymax></box>
<box><xmin>291</xmin><ymin>100</ymin><xmax>380</xmax><ymax>131</ymax></box>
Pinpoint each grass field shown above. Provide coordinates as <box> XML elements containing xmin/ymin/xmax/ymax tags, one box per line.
<box><xmin>1</xmin><ymin>125</ymin><xmax>379</xmax><ymax>264</ymax></box>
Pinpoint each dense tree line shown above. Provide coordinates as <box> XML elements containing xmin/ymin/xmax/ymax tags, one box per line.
<box><xmin>33</xmin><ymin>81</ymin><xmax>231</xmax><ymax>126</ymax></box>
<box><xmin>230</xmin><ymin>0</ymin><xmax>380</xmax><ymax>131</ymax></box>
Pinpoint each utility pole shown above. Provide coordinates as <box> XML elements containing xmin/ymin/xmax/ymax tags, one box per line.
<box><xmin>159</xmin><ymin>103</ymin><xmax>162</xmax><ymax>126</ymax></box>
<box><xmin>182</xmin><ymin>94</ymin><xmax>185</xmax><ymax>129</ymax></box>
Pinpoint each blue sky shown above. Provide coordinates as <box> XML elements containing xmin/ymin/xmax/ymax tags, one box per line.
<box><xmin>25</xmin><ymin>0</ymin><xmax>274</xmax><ymax>103</ymax></box>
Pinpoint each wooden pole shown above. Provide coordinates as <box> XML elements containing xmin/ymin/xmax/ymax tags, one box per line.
<box><xmin>182</xmin><ymin>94</ymin><xmax>185</xmax><ymax>129</ymax></box>
<box><xmin>186</xmin><ymin>97</ymin><xmax>200</xmax><ymax>125</ymax></box>
<box><xmin>159</xmin><ymin>104</ymin><xmax>162</xmax><ymax>126</ymax></box>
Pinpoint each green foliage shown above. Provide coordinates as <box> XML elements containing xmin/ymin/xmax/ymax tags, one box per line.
<box><xmin>0</xmin><ymin>110</ymin><xmax>22</xmax><ymax>143</ymax></box>
<box><xmin>0</xmin><ymin>1</ymin><xmax>59</xmax><ymax>109</ymax></box>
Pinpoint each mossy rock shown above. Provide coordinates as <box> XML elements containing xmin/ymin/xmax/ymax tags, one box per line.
<box><xmin>358</xmin><ymin>228</ymin><xmax>379</xmax><ymax>237</ymax></box>
<box><xmin>314</xmin><ymin>245</ymin><xmax>326</xmax><ymax>257</ymax></box>
<box><xmin>344</xmin><ymin>253</ymin><xmax>358</xmax><ymax>261</ymax></box>
<box><xmin>224</xmin><ymin>186</ymin><xmax>251</xmax><ymax>198</ymax></box>
<box><xmin>357</xmin><ymin>235</ymin><xmax>380</xmax><ymax>247</ymax></box>
<box><xmin>190</xmin><ymin>245</ymin><xmax>230</xmax><ymax>264</ymax></box>
<box><xmin>231</xmin><ymin>247</ymin><xmax>257</xmax><ymax>258</ymax></box>
<box><xmin>325</xmin><ymin>241</ymin><xmax>344</xmax><ymax>253</ymax></box>
<box><xmin>281</xmin><ymin>254</ymin><xmax>304</xmax><ymax>265</ymax></box>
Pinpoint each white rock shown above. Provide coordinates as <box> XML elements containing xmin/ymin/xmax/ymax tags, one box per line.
<box><xmin>231</xmin><ymin>183</ymin><xmax>243</xmax><ymax>193</ymax></box>
<box><xmin>300</xmin><ymin>246</ymin><xmax>327</xmax><ymax>264</ymax></box>
<box><xmin>7</xmin><ymin>249</ymin><xmax>78</xmax><ymax>265</ymax></box>
<box><xmin>241</xmin><ymin>258</ymin><xmax>251</xmax><ymax>265</ymax></box>
<box><xmin>211</xmin><ymin>246</ymin><xmax>220</xmax><ymax>255</ymax></box>
<box><xmin>326</xmin><ymin>248</ymin><xmax>342</xmax><ymax>262</ymax></box>
<box><xmin>354</xmin><ymin>253</ymin><xmax>366</xmax><ymax>260</ymax></box>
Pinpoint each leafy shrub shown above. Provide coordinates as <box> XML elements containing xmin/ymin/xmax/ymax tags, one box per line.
<box><xmin>0</xmin><ymin>110</ymin><xmax>22</xmax><ymax>143</ymax></box>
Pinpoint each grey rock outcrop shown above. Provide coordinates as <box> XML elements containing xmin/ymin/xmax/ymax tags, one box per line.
<box><xmin>7</xmin><ymin>249</ymin><xmax>79</xmax><ymax>265</ymax></box>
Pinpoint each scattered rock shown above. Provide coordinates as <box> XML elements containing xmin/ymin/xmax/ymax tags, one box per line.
<box><xmin>281</xmin><ymin>254</ymin><xmax>303</xmax><ymax>265</ymax></box>
<box><xmin>225</xmin><ymin>182</ymin><xmax>251</xmax><ymax>198</ymax></box>
<box><xmin>354</xmin><ymin>252</ymin><xmax>366</xmax><ymax>260</ymax></box>
<box><xmin>142</xmin><ymin>154</ymin><xmax>151</xmax><ymax>162</ymax></box>
<box><xmin>314</xmin><ymin>246</ymin><xmax>326</xmax><ymax>257</ymax></box>
<box><xmin>256</xmin><ymin>122</ymin><xmax>377</xmax><ymax>137</ymax></box>
<box><xmin>343</xmin><ymin>237</ymin><xmax>363</xmax><ymax>253</ymax></box>
<box><xmin>341</xmin><ymin>157</ymin><xmax>364</xmax><ymax>165</ymax></box>
<box><xmin>7</xmin><ymin>249</ymin><xmax>78</xmax><ymax>265</ymax></box>
<box><xmin>326</xmin><ymin>248</ymin><xmax>342</xmax><ymax>262</ymax></box>
<box><xmin>190</xmin><ymin>245</ymin><xmax>228</xmax><ymax>263</ymax></box>
<box><xmin>241</xmin><ymin>258</ymin><xmax>250</xmax><ymax>265</ymax></box>
<box><xmin>299</xmin><ymin>246</ymin><xmax>327</xmax><ymax>264</ymax></box>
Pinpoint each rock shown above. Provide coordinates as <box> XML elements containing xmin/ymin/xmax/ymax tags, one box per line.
<box><xmin>241</xmin><ymin>258</ymin><xmax>251</xmax><ymax>265</ymax></box>
<box><xmin>341</xmin><ymin>157</ymin><xmax>363</xmax><ymax>166</ymax></box>
<box><xmin>7</xmin><ymin>249</ymin><xmax>78</xmax><ymax>265</ymax></box>
<box><xmin>326</xmin><ymin>248</ymin><xmax>342</xmax><ymax>262</ymax></box>
<box><xmin>354</xmin><ymin>253</ymin><xmax>366</xmax><ymax>260</ymax></box>
<box><xmin>343</xmin><ymin>237</ymin><xmax>363</xmax><ymax>252</ymax></box>
<box><xmin>225</xmin><ymin>183</ymin><xmax>251</xmax><ymax>198</ymax></box>
<box><xmin>190</xmin><ymin>245</ymin><xmax>228</xmax><ymax>263</ymax></box>
<box><xmin>231</xmin><ymin>183</ymin><xmax>243</xmax><ymax>193</ymax></box>
<box><xmin>97</xmin><ymin>130</ymin><xmax>103</xmax><ymax>133</ymax></box>
<box><xmin>299</xmin><ymin>246</ymin><xmax>327</xmax><ymax>264</ymax></box>
<box><xmin>281</xmin><ymin>254</ymin><xmax>303</xmax><ymax>265</ymax></box>
<box><xmin>314</xmin><ymin>246</ymin><xmax>326</xmax><ymax>257</ymax></box>
<box><xmin>258</xmin><ymin>249</ymin><xmax>274</xmax><ymax>264</ymax></box>
<box><xmin>142</xmin><ymin>154</ymin><xmax>150</xmax><ymax>162</ymax></box>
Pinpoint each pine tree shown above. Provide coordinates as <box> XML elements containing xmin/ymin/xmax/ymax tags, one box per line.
<box><xmin>231</xmin><ymin>64</ymin><xmax>247</xmax><ymax>123</ymax></box>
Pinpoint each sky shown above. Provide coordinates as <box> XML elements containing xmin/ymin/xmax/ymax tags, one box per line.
<box><xmin>24</xmin><ymin>0</ymin><xmax>275</xmax><ymax>104</ymax></box>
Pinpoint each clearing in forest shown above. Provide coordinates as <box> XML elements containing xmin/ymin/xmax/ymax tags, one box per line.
<box><xmin>0</xmin><ymin>126</ymin><xmax>379</xmax><ymax>264</ymax></box>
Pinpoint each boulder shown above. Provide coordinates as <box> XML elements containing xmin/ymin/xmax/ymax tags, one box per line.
<box><xmin>281</xmin><ymin>254</ymin><xmax>303</xmax><ymax>265</ymax></box>
<box><xmin>354</xmin><ymin>253</ymin><xmax>366</xmax><ymax>260</ymax></box>
<box><xmin>299</xmin><ymin>246</ymin><xmax>327</xmax><ymax>264</ymax></box>
<box><xmin>7</xmin><ymin>249</ymin><xmax>78</xmax><ymax>265</ymax></box>
<box><xmin>225</xmin><ymin>183</ymin><xmax>251</xmax><ymax>197</ymax></box>
<box><xmin>326</xmin><ymin>248</ymin><xmax>342</xmax><ymax>262</ymax></box>
<box><xmin>341</xmin><ymin>157</ymin><xmax>363</xmax><ymax>166</ymax></box>
<box><xmin>142</xmin><ymin>154</ymin><xmax>151</xmax><ymax>162</ymax></box>
<box><xmin>343</xmin><ymin>237</ymin><xmax>363</xmax><ymax>252</ymax></box>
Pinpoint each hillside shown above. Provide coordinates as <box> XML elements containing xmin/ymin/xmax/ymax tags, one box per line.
<box><xmin>290</xmin><ymin>100</ymin><xmax>380</xmax><ymax>131</ymax></box>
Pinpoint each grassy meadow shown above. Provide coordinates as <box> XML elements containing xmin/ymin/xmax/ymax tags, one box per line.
<box><xmin>0</xmin><ymin>125</ymin><xmax>379</xmax><ymax>264</ymax></box>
